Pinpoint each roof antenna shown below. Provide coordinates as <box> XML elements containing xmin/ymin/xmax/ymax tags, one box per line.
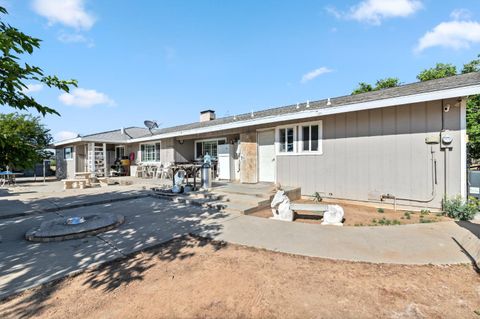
<box><xmin>327</xmin><ymin>98</ymin><xmax>331</xmax><ymax>106</ymax></box>
<box><xmin>251</xmin><ymin>109</ymin><xmax>254</xmax><ymax>118</ymax></box>
<box><xmin>143</xmin><ymin>120</ymin><xmax>159</xmax><ymax>135</ymax></box>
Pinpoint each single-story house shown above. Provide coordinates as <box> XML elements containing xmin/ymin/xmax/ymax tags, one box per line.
<box><xmin>53</xmin><ymin>72</ymin><xmax>480</xmax><ymax>209</ymax></box>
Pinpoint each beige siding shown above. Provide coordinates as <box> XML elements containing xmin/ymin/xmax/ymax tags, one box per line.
<box><xmin>276</xmin><ymin>100</ymin><xmax>462</xmax><ymax>209</ymax></box>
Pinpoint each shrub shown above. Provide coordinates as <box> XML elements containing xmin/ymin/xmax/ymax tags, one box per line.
<box><xmin>442</xmin><ymin>196</ymin><xmax>479</xmax><ymax>221</ymax></box>
<box><xmin>377</xmin><ymin>208</ymin><xmax>384</xmax><ymax>213</ymax></box>
<box><xmin>420</xmin><ymin>209</ymin><xmax>430</xmax><ymax>216</ymax></box>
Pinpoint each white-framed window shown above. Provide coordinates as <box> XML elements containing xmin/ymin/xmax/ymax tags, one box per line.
<box><xmin>140</xmin><ymin>142</ymin><xmax>160</xmax><ymax>162</ymax></box>
<box><xmin>276</xmin><ymin>126</ymin><xmax>296</xmax><ymax>154</ymax></box>
<box><xmin>195</xmin><ymin>138</ymin><xmax>226</xmax><ymax>160</ymax></box>
<box><xmin>64</xmin><ymin>146</ymin><xmax>73</xmax><ymax>160</ymax></box>
<box><xmin>275</xmin><ymin>121</ymin><xmax>322</xmax><ymax>155</ymax></box>
<box><xmin>115</xmin><ymin>145</ymin><xmax>125</xmax><ymax>159</ymax></box>
<box><xmin>299</xmin><ymin>121</ymin><xmax>322</xmax><ymax>154</ymax></box>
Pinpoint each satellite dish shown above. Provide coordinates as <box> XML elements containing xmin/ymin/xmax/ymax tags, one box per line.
<box><xmin>144</xmin><ymin>120</ymin><xmax>159</xmax><ymax>135</ymax></box>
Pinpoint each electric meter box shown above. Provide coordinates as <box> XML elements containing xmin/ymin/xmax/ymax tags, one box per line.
<box><xmin>440</xmin><ymin>130</ymin><xmax>453</xmax><ymax>149</ymax></box>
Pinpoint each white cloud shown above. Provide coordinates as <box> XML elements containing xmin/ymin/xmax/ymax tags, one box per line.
<box><xmin>32</xmin><ymin>0</ymin><xmax>95</xmax><ymax>30</ymax></box>
<box><xmin>301</xmin><ymin>67</ymin><xmax>333</xmax><ymax>83</ymax></box>
<box><xmin>59</xmin><ymin>88</ymin><xmax>116</xmax><ymax>108</ymax></box>
<box><xmin>450</xmin><ymin>8</ymin><xmax>472</xmax><ymax>21</ymax></box>
<box><xmin>327</xmin><ymin>0</ymin><xmax>422</xmax><ymax>25</ymax></box>
<box><xmin>415</xmin><ymin>19</ymin><xmax>480</xmax><ymax>52</ymax></box>
<box><xmin>22</xmin><ymin>83</ymin><xmax>43</xmax><ymax>94</ymax></box>
<box><xmin>54</xmin><ymin>130</ymin><xmax>78</xmax><ymax>142</ymax></box>
<box><xmin>58</xmin><ymin>32</ymin><xmax>94</xmax><ymax>47</ymax></box>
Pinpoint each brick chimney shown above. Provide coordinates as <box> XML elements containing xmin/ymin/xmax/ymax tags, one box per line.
<box><xmin>200</xmin><ymin>110</ymin><xmax>216</xmax><ymax>122</ymax></box>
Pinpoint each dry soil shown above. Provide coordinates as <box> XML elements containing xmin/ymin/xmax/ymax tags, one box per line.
<box><xmin>0</xmin><ymin>236</ymin><xmax>479</xmax><ymax>319</ymax></box>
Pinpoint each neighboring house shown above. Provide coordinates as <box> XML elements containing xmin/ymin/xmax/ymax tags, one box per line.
<box><xmin>54</xmin><ymin>72</ymin><xmax>480</xmax><ymax>209</ymax></box>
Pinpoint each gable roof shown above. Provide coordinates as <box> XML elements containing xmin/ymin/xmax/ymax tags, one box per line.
<box><xmin>138</xmin><ymin>72</ymin><xmax>480</xmax><ymax>138</ymax></box>
<box><xmin>54</xmin><ymin>72</ymin><xmax>480</xmax><ymax>146</ymax></box>
<box><xmin>54</xmin><ymin>127</ymin><xmax>149</xmax><ymax>146</ymax></box>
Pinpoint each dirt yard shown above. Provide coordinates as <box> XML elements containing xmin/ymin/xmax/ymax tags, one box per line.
<box><xmin>251</xmin><ymin>199</ymin><xmax>453</xmax><ymax>226</ymax></box>
<box><xmin>1</xmin><ymin>236</ymin><xmax>479</xmax><ymax>319</ymax></box>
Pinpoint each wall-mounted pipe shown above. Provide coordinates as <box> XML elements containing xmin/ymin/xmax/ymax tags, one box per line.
<box><xmin>381</xmin><ymin>145</ymin><xmax>437</xmax><ymax>206</ymax></box>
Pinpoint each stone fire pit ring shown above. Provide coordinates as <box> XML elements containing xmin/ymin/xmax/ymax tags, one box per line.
<box><xmin>25</xmin><ymin>213</ymin><xmax>124</xmax><ymax>242</ymax></box>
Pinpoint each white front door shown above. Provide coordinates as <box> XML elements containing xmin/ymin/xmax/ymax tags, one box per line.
<box><xmin>258</xmin><ymin>129</ymin><xmax>275</xmax><ymax>182</ymax></box>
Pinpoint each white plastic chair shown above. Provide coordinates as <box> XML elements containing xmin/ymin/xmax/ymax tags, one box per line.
<box><xmin>158</xmin><ymin>162</ymin><xmax>173</xmax><ymax>180</ymax></box>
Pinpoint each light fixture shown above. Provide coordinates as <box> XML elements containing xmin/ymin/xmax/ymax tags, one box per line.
<box><xmin>178</xmin><ymin>139</ymin><xmax>184</xmax><ymax>144</ymax></box>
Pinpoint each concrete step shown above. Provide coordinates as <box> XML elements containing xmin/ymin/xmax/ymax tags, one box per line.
<box><xmin>151</xmin><ymin>185</ymin><xmax>302</xmax><ymax>215</ymax></box>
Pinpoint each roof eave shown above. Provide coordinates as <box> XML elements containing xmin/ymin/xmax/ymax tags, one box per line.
<box><xmin>131</xmin><ymin>84</ymin><xmax>480</xmax><ymax>143</ymax></box>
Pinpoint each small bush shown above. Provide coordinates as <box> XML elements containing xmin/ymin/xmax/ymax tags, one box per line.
<box><xmin>419</xmin><ymin>218</ymin><xmax>433</xmax><ymax>223</ymax></box>
<box><xmin>377</xmin><ymin>208</ymin><xmax>384</xmax><ymax>213</ymax></box>
<box><xmin>420</xmin><ymin>209</ymin><xmax>430</xmax><ymax>216</ymax></box>
<box><xmin>404</xmin><ymin>211</ymin><xmax>411</xmax><ymax>219</ymax></box>
<box><xmin>442</xmin><ymin>196</ymin><xmax>479</xmax><ymax>221</ymax></box>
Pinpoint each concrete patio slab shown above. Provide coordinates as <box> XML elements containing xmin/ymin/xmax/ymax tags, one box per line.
<box><xmin>0</xmin><ymin>213</ymin><xmax>123</xmax><ymax>299</ymax></box>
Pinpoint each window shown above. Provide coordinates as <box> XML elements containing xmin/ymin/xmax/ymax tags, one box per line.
<box><xmin>276</xmin><ymin>121</ymin><xmax>322</xmax><ymax>155</ymax></box>
<box><xmin>64</xmin><ymin>147</ymin><xmax>73</xmax><ymax>160</ymax></box>
<box><xmin>115</xmin><ymin>146</ymin><xmax>125</xmax><ymax>159</ymax></box>
<box><xmin>278</xmin><ymin>127</ymin><xmax>295</xmax><ymax>153</ymax></box>
<box><xmin>195</xmin><ymin>138</ymin><xmax>226</xmax><ymax>159</ymax></box>
<box><xmin>140</xmin><ymin>142</ymin><xmax>160</xmax><ymax>162</ymax></box>
<box><xmin>301</xmin><ymin>124</ymin><xmax>320</xmax><ymax>152</ymax></box>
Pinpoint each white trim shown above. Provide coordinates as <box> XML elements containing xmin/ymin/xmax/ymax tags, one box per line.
<box><xmin>298</xmin><ymin>120</ymin><xmax>323</xmax><ymax>155</ymax></box>
<box><xmin>139</xmin><ymin>141</ymin><xmax>161</xmax><ymax>163</ymax></box>
<box><xmin>131</xmin><ymin>84</ymin><xmax>480</xmax><ymax>143</ymax></box>
<box><xmin>63</xmin><ymin>146</ymin><xmax>74</xmax><ymax>160</ymax></box>
<box><xmin>460</xmin><ymin>98</ymin><xmax>467</xmax><ymax>198</ymax></box>
<box><xmin>194</xmin><ymin>137</ymin><xmax>227</xmax><ymax>160</ymax></box>
<box><xmin>275</xmin><ymin>124</ymin><xmax>297</xmax><ymax>155</ymax></box>
<box><xmin>52</xmin><ymin>84</ymin><xmax>480</xmax><ymax>147</ymax></box>
<box><xmin>115</xmin><ymin>145</ymin><xmax>126</xmax><ymax>159</ymax></box>
<box><xmin>257</xmin><ymin>129</ymin><xmax>276</xmax><ymax>183</ymax></box>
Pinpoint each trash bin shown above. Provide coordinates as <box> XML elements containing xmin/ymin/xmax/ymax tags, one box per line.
<box><xmin>201</xmin><ymin>163</ymin><xmax>211</xmax><ymax>189</ymax></box>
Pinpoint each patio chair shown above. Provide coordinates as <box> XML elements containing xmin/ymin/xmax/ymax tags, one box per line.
<box><xmin>158</xmin><ymin>162</ymin><xmax>173</xmax><ymax>180</ymax></box>
<box><xmin>135</xmin><ymin>163</ymin><xmax>146</xmax><ymax>178</ymax></box>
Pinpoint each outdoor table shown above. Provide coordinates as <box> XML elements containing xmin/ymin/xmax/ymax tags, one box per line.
<box><xmin>74</xmin><ymin>172</ymin><xmax>92</xmax><ymax>186</ymax></box>
<box><xmin>0</xmin><ymin>171</ymin><xmax>23</xmax><ymax>187</ymax></box>
<box><xmin>170</xmin><ymin>163</ymin><xmax>202</xmax><ymax>190</ymax></box>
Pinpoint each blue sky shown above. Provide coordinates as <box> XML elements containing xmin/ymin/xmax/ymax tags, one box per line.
<box><xmin>3</xmin><ymin>0</ymin><xmax>480</xmax><ymax>141</ymax></box>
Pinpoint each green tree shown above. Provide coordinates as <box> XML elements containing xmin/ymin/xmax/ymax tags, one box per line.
<box><xmin>461</xmin><ymin>55</ymin><xmax>480</xmax><ymax>161</ymax></box>
<box><xmin>0</xmin><ymin>6</ymin><xmax>76</xmax><ymax>115</ymax></box>
<box><xmin>351</xmin><ymin>78</ymin><xmax>400</xmax><ymax>95</ymax></box>
<box><xmin>352</xmin><ymin>82</ymin><xmax>373</xmax><ymax>95</ymax></box>
<box><xmin>462</xmin><ymin>54</ymin><xmax>480</xmax><ymax>74</ymax></box>
<box><xmin>0</xmin><ymin>113</ymin><xmax>52</xmax><ymax>170</ymax></box>
<box><xmin>416</xmin><ymin>63</ymin><xmax>457</xmax><ymax>82</ymax></box>
<box><xmin>375</xmin><ymin>77</ymin><xmax>401</xmax><ymax>89</ymax></box>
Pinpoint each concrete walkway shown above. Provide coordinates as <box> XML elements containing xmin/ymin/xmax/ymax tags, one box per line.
<box><xmin>200</xmin><ymin>214</ymin><xmax>480</xmax><ymax>265</ymax></box>
<box><xmin>1</xmin><ymin>195</ymin><xmax>479</xmax><ymax>300</ymax></box>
